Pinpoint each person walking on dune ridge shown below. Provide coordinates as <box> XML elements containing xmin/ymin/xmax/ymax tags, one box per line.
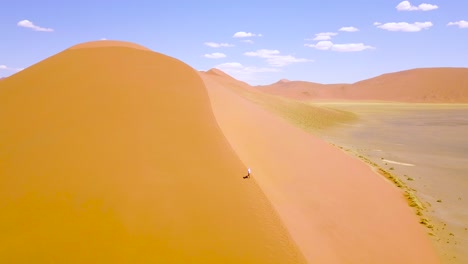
<box><xmin>243</xmin><ymin>168</ymin><xmax>251</xmax><ymax>179</ymax></box>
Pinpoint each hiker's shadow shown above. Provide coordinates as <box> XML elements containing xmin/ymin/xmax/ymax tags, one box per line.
<box><xmin>243</xmin><ymin>174</ymin><xmax>250</xmax><ymax>179</ymax></box>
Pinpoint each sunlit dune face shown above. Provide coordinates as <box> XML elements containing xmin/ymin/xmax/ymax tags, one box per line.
<box><xmin>0</xmin><ymin>42</ymin><xmax>305</xmax><ymax>263</ymax></box>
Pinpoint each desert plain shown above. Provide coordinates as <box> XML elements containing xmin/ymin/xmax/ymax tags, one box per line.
<box><xmin>1</xmin><ymin>40</ymin><xmax>467</xmax><ymax>263</ymax></box>
<box><xmin>316</xmin><ymin>103</ymin><xmax>468</xmax><ymax>264</ymax></box>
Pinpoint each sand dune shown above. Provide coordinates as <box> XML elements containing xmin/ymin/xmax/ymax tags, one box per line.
<box><xmin>0</xmin><ymin>41</ymin><xmax>305</xmax><ymax>263</ymax></box>
<box><xmin>348</xmin><ymin>68</ymin><xmax>468</xmax><ymax>102</ymax></box>
<box><xmin>258</xmin><ymin>68</ymin><xmax>468</xmax><ymax>103</ymax></box>
<box><xmin>202</xmin><ymin>70</ymin><xmax>357</xmax><ymax>131</ymax></box>
<box><xmin>200</xmin><ymin>70</ymin><xmax>439</xmax><ymax>263</ymax></box>
<box><xmin>259</xmin><ymin>80</ymin><xmax>349</xmax><ymax>101</ymax></box>
<box><xmin>203</xmin><ymin>68</ymin><xmax>254</xmax><ymax>96</ymax></box>
<box><xmin>69</xmin><ymin>40</ymin><xmax>152</xmax><ymax>51</ymax></box>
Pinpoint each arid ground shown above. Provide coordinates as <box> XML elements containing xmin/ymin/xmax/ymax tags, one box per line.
<box><xmin>2</xmin><ymin>40</ymin><xmax>467</xmax><ymax>263</ymax></box>
<box><xmin>314</xmin><ymin>103</ymin><xmax>468</xmax><ymax>264</ymax></box>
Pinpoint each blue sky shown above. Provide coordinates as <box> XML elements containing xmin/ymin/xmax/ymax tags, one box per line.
<box><xmin>1</xmin><ymin>0</ymin><xmax>467</xmax><ymax>85</ymax></box>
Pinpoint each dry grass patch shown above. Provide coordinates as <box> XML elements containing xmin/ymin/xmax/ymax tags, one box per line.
<box><xmin>237</xmin><ymin>91</ymin><xmax>358</xmax><ymax>132</ymax></box>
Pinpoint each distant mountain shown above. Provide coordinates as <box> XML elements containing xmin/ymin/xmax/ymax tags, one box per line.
<box><xmin>345</xmin><ymin>68</ymin><xmax>468</xmax><ymax>102</ymax></box>
<box><xmin>257</xmin><ymin>68</ymin><xmax>468</xmax><ymax>103</ymax></box>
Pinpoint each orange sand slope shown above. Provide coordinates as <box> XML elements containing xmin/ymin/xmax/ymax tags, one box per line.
<box><xmin>0</xmin><ymin>41</ymin><xmax>305</xmax><ymax>263</ymax></box>
<box><xmin>258</xmin><ymin>68</ymin><xmax>468</xmax><ymax>102</ymax></box>
<box><xmin>200</xmin><ymin>70</ymin><xmax>440</xmax><ymax>264</ymax></box>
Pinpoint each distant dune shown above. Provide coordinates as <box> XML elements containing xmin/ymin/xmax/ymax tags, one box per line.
<box><xmin>258</xmin><ymin>80</ymin><xmax>349</xmax><ymax>101</ymax></box>
<box><xmin>257</xmin><ymin>68</ymin><xmax>468</xmax><ymax>103</ymax></box>
<box><xmin>204</xmin><ymin>68</ymin><xmax>252</xmax><ymax>92</ymax></box>
<box><xmin>348</xmin><ymin>68</ymin><xmax>468</xmax><ymax>102</ymax></box>
<box><xmin>0</xmin><ymin>41</ymin><xmax>305</xmax><ymax>263</ymax></box>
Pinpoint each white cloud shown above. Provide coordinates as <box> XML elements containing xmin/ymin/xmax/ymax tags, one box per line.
<box><xmin>241</xmin><ymin>39</ymin><xmax>254</xmax><ymax>44</ymax></box>
<box><xmin>216</xmin><ymin>62</ymin><xmax>279</xmax><ymax>73</ymax></box>
<box><xmin>214</xmin><ymin>62</ymin><xmax>280</xmax><ymax>84</ymax></box>
<box><xmin>305</xmin><ymin>41</ymin><xmax>375</xmax><ymax>52</ymax></box>
<box><xmin>447</xmin><ymin>20</ymin><xmax>468</xmax><ymax>28</ymax></box>
<box><xmin>100</xmin><ymin>38</ymin><xmax>107</xmax><ymax>40</ymax></box>
<box><xmin>17</xmin><ymin>20</ymin><xmax>54</xmax><ymax>32</ymax></box>
<box><xmin>0</xmin><ymin>65</ymin><xmax>24</xmax><ymax>71</ymax></box>
<box><xmin>204</xmin><ymin>42</ymin><xmax>235</xmax><ymax>48</ymax></box>
<box><xmin>331</xmin><ymin>43</ymin><xmax>375</xmax><ymax>52</ymax></box>
<box><xmin>376</xmin><ymin>21</ymin><xmax>433</xmax><ymax>32</ymax></box>
<box><xmin>218</xmin><ymin>62</ymin><xmax>243</xmax><ymax>68</ymax></box>
<box><xmin>309</xmin><ymin>32</ymin><xmax>338</xmax><ymax>41</ymax></box>
<box><xmin>313</xmin><ymin>36</ymin><xmax>332</xmax><ymax>41</ymax></box>
<box><xmin>244</xmin><ymin>49</ymin><xmax>280</xmax><ymax>57</ymax></box>
<box><xmin>204</xmin><ymin>52</ymin><xmax>227</xmax><ymax>59</ymax></box>
<box><xmin>233</xmin><ymin>31</ymin><xmax>261</xmax><ymax>38</ymax></box>
<box><xmin>305</xmin><ymin>41</ymin><xmax>333</xmax><ymax>50</ymax></box>
<box><xmin>374</xmin><ymin>22</ymin><xmax>382</xmax><ymax>26</ymax></box>
<box><xmin>244</xmin><ymin>49</ymin><xmax>312</xmax><ymax>67</ymax></box>
<box><xmin>418</xmin><ymin>3</ymin><xmax>439</xmax><ymax>11</ymax></box>
<box><xmin>339</xmin><ymin>26</ymin><xmax>359</xmax><ymax>32</ymax></box>
<box><xmin>396</xmin><ymin>1</ymin><xmax>438</xmax><ymax>11</ymax></box>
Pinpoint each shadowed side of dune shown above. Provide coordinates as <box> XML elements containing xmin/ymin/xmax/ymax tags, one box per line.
<box><xmin>0</xmin><ymin>42</ymin><xmax>305</xmax><ymax>263</ymax></box>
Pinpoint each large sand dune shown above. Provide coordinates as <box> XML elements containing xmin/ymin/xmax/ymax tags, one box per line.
<box><xmin>200</xmin><ymin>70</ymin><xmax>439</xmax><ymax>263</ymax></box>
<box><xmin>258</xmin><ymin>68</ymin><xmax>468</xmax><ymax>103</ymax></box>
<box><xmin>0</xmin><ymin>41</ymin><xmax>305</xmax><ymax>263</ymax></box>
